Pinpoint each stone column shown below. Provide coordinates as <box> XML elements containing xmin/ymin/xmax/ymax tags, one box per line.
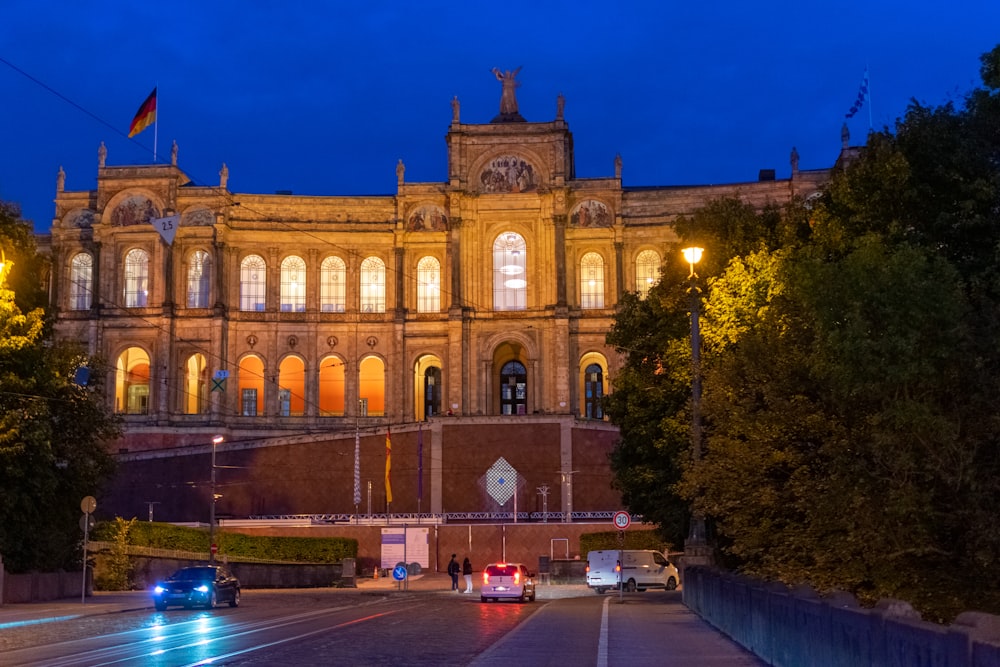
<box><xmin>553</xmin><ymin>215</ymin><xmax>567</xmax><ymax>308</ymax></box>
<box><xmin>394</xmin><ymin>247</ymin><xmax>405</xmax><ymax>319</ymax></box>
<box><xmin>448</xmin><ymin>217</ymin><xmax>462</xmax><ymax>309</ymax></box>
<box><xmin>614</xmin><ymin>242</ymin><xmax>625</xmax><ymax>301</ymax></box>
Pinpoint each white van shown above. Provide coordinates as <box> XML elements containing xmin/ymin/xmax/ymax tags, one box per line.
<box><xmin>585</xmin><ymin>549</ymin><xmax>679</xmax><ymax>593</ymax></box>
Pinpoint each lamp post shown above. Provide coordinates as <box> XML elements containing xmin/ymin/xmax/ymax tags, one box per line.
<box><xmin>209</xmin><ymin>435</ymin><xmax>224</xmax><ymax>563</ymax></box>
<box><xmin>682</xmin><ymin>247</ymin><xmax>712</xmax><ymax>564</ymax></box>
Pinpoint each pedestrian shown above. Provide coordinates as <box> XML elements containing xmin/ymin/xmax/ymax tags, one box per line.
<box><xmin>462</xmin><ymin>557</ymin><xmax>473</xmax><ymax>593</ymax></box>
<box><xmin>448</xmin><ymin>554</ymin><xmax>460</xmax><ymax>591</ymax></box>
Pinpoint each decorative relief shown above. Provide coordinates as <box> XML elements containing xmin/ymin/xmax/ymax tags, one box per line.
<box><xmin>287</xmin><ymin>335</ymin><xmax>298</xmax><ymax>349</ymax></box>
<box><xmin>407</xmin><ymin>205</ymin><xmax>448</xmax><ymax>232</ymax></box>
<box><xmin>246</xmin><ymin>334</ymin><xmax>258</xmax><ymax>349</ymax></box>
<box><xmin>570</xmin><ymin>200</ymin><xmax>612</xmax><ymax>227</ymax></box>
<box><xmin>110</xmin><ymin>195</ymin><xmax>158</xmax><ymax>227</ymax></box>
<box><xmin>479</xmin><ymin>155</ymin><xmax>537</xmax><ymax>194</ymax></box>
<box><xmin>183</xmin><ymin>208</ymin><xmax>215</xmax><ymax>227</ymax></box>
<box><xmin>65</xmin><ymin>209</ymin><xmax>95</xmax><ymax>228</ymax></box>
<box><xmin>365</xmin><ymin>336</ymin><xmax>378</xmax><ymax>348</ymax></box>
<box><xmin>326</xmin><ymin>336</ymin><xmax>338</xmax><ymax>348</ymax></box>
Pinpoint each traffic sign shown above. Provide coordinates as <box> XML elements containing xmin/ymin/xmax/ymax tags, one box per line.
<box><xmin>80</xmin><ymin>496</ymin><xmax>97</xmax><ymax>514</ymax></box>
<box><xmin>392</xmin><ymin>564</ymin><xmax>408</xmax><ymax>581</ymax></box>
<box><xmin>211</xmin><ymin>543</ymin><xmax>218</xmax><ymax>554</ymax></box>
<box><xmin>613</xmin><ymin>510</ymin><xmax>631</xmax><ymax>530</ymax></box>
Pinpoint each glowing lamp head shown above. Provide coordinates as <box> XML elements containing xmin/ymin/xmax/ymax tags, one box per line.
<box><xmin>682</xmin><ymin>247</ymin><xmax>704</xmax><ymax>277</ymax></box>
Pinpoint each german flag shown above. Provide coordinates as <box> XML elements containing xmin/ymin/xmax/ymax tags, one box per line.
<box><xmin>128</xmin><ymin>88</ymin><xmax>157</xmax><ymax>138</ymax></box>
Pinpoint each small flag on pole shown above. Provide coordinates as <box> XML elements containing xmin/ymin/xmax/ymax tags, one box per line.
<box><xmin>129</xmin><ymin>87</ymin><xmax>157</xmax><ymax>138</ymax></box>
<box><xmin>845</xmin><ymin>69</ymin><xmax>869</xmax><ymax>119</ymax></box>
<box><xmin>384</xmin><ymin>427</ymin><xmax>393</xmax><ymax>504</ymax></box>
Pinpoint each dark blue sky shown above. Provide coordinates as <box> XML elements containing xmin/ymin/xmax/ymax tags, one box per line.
<box><xmin>1</xmin><ymin>2</ymin><xmax>997</xmax><ymax>233</ymax></box>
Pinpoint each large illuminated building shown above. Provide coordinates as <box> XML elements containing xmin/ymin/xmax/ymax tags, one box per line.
<box><xmin>45</xmin><ymin>81</ymin><xmax>839</xmax><ymax>523</ymax></box>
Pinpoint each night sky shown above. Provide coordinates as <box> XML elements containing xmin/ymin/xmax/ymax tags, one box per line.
<box><xmin>1</xmin><ymin>1</ymin><xmax>997</xmax><ymax>233</ymax></box>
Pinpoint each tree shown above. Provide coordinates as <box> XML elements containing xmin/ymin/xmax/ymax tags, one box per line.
<box><xmin>0</xmin><ymin>201</ymin><xmax>120</xmax><ymax>573</ymax></box>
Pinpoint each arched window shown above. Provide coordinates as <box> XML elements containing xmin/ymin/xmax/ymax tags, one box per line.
<box><xmin>123</xmin><ymin>248</ymin><xmax>149</xmax><ymax>307</ymax></box>
<box><xmin>583</xmin><ymin>363</ymin><xmax>604</xmax><ymax>419</ymax></box>
<box><xmin>500</xmin><ymin>360</ymin><xmax>527</xmax><ymax>415</ymax></box>
<box><xmin>187</xmin><ymin>250</ymin><xmax>211</xmax><ymax>308</ymax></box>
<box><xmin>493</xmin><ymin>232</ymin><xmax>526</xmax><ymax>311</ymax></box>
<box><xmin>417</xmin><ymin>256</ymin><xmax>441</xmax><ymax>313</ymax></box>
<box><xmin>182</xmin><ymin>353</ymin><xmax>208</xmax><ymax>414</ymax></box>
<box><xmin>115</xmin><ymin>347</ymin><xmax>150</xmax><ymax>414</ymax></box>
<box><xmin>280</xmin><ymin>255</ymin><xmax>306</xmax><ymax>312</ymax></box>
<box><xmin>424</xmin><ymin>366</ymin><xmax>442</xmax><ymax>417</ymax></box>
<box><xmin>240</xmin><ymin>255</ymin><xmax>266</xmax><ymax>312</ymax></box>
<box><xmin>319</xmin><ymin>355</ymin><xmax>345</xmax><ymax>416</ymax></box>
<box><xmin>278</xmin><ymin>355</ymin><xmax>306</xmax><ymax>416</ymax></box>
<box><xmin>238</xmin><ymin>355</ymin><xmax>265</xmax><ymax>416</ymax></box>
<box><xmin>580</xmin><ymin>252</ymin><xmax>605</xmax><ymax>309</ymax></box>
<box><xmin>360</xmin><ymin>256</ymin><xmax>385</xmax><ymax>313</ymax></box>
<box><xmin>635</xmin><ymin>249</ymin><xmax>661</xmax><ymax>299</ymax></box>
<box><xmin>320</xmin><ymin>256</ymin><xmax>346</xmax><ymax>312</ymax></box>
<box><xmin>359</xmin><ymin>356</ymin><xmax>385</xmax><ymax>416</ymax></box>
<box><xmin>69</xmin><ymin>252</ymin><xmax>93</xmax><ymax>310</ymax></box>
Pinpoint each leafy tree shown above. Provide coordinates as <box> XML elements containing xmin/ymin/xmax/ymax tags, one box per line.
<box><xmin>0</xmin><ymin>201</ymin><xmax>120</xmax><ymax>573</ymax></box>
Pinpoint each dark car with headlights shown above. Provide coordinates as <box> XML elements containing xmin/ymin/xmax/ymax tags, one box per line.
<box><xmin>152</xmin><ymin>566</ymin><xmax>241</xmax><ymax>610</ymax></box>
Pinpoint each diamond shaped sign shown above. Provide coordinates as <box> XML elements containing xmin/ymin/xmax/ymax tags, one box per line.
<box><xmin>486</xmin><ymin>457</ymin><xmax>517</xmax><ymax>505</ymax></box>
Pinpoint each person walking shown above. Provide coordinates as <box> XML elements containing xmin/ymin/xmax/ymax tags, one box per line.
<box><xmin>462</xmin><ymin>557</ymin><xmax>473</xmax><ymax>593</ymax></box>
<box><xmin>447</xmin><ymin>554</ymin><xmax>460</xmax><ymax>591</ymax></box>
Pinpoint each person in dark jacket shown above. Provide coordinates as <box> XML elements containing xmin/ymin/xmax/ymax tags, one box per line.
<box><xmin>462</xmin><ymin>557</ymin><xmax>473</xmax><ymax>593</ymax></box>
<box><xmin>447</xmin><ymin>554</ymin><xmax>460</xmax><ymax>591</ymax></box>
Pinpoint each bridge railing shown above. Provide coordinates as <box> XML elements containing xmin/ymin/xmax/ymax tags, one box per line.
<box><xmin>683</xmin><ymin>566</ymin><xmax>1000</xmax><ymax>667</ymax></box>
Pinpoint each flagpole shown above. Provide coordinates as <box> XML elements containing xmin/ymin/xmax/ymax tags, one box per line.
<box><xmin>153</xmin><ymin>81</ymin><xmax>159</xmax><ymax>162</ymax></box>
<box><xmin>866</xmin><ymin>66</ymin><xmax>873</xmax><ymax>132</ymax></box>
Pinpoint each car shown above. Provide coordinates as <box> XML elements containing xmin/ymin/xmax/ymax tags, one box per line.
<box><xmin>585</xmin><ymin>549</ymin><xmax>679</xmax><ymax>593</ymax></box>
<box><xmin>480</xmin><ymin>562</ymin><xmax>536</xmax><ymax>603</ymax></box>
<box><xmin>152</xmin><ymin>565</ymin><xmax>241</xmax><ymax>610</ymax></box>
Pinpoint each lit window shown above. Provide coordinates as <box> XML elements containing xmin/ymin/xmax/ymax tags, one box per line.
<box><xmin>240</xmin><ymin>255</ymin><xmax>266</xmax><ymax>312</ymax></box>
<box><xmin>320</xmin><ymin>256</ymin><xmax>347</xmax><ymax>312</ymax></box>
<box><xmin>580</xmin><ymin>252</ymin><xmax>604</xmax><ymax>309</ymax></box>
<box><xmin>360</xmin><ymin>256</ymin><xmax>385</xmax><ymax>313</ymax></box>
<box><xmin>417</xmin><ymin>256</ymin><xmax>441</xmax><ymax>313</ymax></box>
<box><xmin>187</xmin><ymin>250</ymin><xmax>211</xmax><ymax>308</ymax></box>
<box><xmin>635</xmin><ymin>250</ymin><xmax>661</xmax><ymax>299</ymax></box>
<box><xmin>493</xmin><ymin>232</ymin><xmax>526</xmax><ymax>311</ymax></box>
<box><xmin>123</xmin><ymin>248</ymin><xmax>149</xmax><ymax>308</ymax></box>
<box><xmin>280</xmin><ymin>255</ymin><xmax>306</xmax><ymax>312</ymax></box>
<box><xmin>69</xmin><ymin>252</ymin><xmax>93</xmax><ymax>310</ymax></box>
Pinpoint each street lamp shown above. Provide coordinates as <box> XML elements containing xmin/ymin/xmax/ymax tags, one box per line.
<box><xmin>682</xmin><ymin>247</ymin><xmax>712</xmax><ymax>564</ymax></box>
<box><xmin>209</xmin><ymin>435</ymin><xmax>224</xmax><ymax>563</ymax></box>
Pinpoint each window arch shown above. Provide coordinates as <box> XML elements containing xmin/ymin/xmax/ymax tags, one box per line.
<box><xmin>240</xmin><ymin>255</ymin><xmax>267</xmax><ymax>312</ymax></box>
<box><xmin>580</xmin><ymin>252</ymin><xmax>605</xmax><ymax>309</ymax></box>
<box><xmin>278</xmin><ymin>355</ymin><xmax>306</xmax><ymax>416</ymax></box>
<box><xmin>360</xmin><ymin>256</ymin><xmax>385</xmax><ymax>313</ymax></box>
<box><xmin>187</xmin><ymin>250</ymin><xmax>211</xmax><ymax>308</ymax></box>
<box><xmin>500</xmin><ymin>360</ymin><xmax>527</xmax><ymax>415</ymax></box>
<box><xmin>123</xmin><ymin>248</ymin><xmax>149</xmax><ymax>307</ymax></box>
<box><xmin>115</xmin><ymin>347</ymin><xmax>150</xmax><ymax>414</ymax></box>
<box><xmin>635</xmin><ymin>249</ymin><xmax>661</xmax><ymax>299</ymax></box>
<box><xmin>359</xmin><ymin>356</ymin><xmax>385</xmax><ymax>416</ymax></box>
<box><xmin>320</xmin><ymin>256</ymin><xmax>346</xmax><ymax>312</ymax></box>
<box><xmin>182</xmin><ymin>353</ymin><xmax>209</xmax><ymax>414</ymax></box>
<box><xmin>280</xmin><ymin>255</ymin><xmax>306</xmax><ymax>312</ymax></box>
<box><xmin>69</xmin><ymin>252</ymin><xmax>93</xmax><ymax>310</ymax></box>
<box><xmin>319</xmin><ymin>354</ymin><xmax>345</xmax><ymax>416</ymax></box>
<box><xmin>583</xmin><ymin>362</ymin><xmax>605</xmax><ymax>419</ymax></box>
<box><xmin>417</xmin><ymin>256</ymin><xmax>441</xmax><ymax>313</ymax></box>
<box><xmin>493</xmin><ymin>232</ymin><xmax>526</xmax><ymax>311</ymax></box>
<box><xmin>238</xmin><ymin>355</ymin><xmax>265</xmax><ymax>416</ymax></box>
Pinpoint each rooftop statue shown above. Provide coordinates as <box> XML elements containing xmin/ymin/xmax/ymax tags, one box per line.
<box><xmin>491</xmin><ymin>67</ymin><xmax>525</xmax><ymax>122</ymax></box>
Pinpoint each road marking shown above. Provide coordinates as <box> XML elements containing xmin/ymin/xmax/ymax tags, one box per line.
<box><xmin>597</xmin><ymin>595</ymin><xmax>610</xmax><ymax>667</ymax></box>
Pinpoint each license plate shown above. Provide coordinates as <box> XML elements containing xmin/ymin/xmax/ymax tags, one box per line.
<box><xmin>495</xmin><ymin>586</ymin><xmax>508</xmax><ymax>591</ymax></box>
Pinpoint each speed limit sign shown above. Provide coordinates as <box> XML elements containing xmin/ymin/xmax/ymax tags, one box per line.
<box><xmin>613</xmin><ymin>511</ymin><xmax>631</xmax><ymax>530</ymax></box>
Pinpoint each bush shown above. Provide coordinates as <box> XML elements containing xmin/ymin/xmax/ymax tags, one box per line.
<box><xmin>92</xmin><ymin>521</ymin><xmax>357</xmax><ymax>563</ymax></box>
<box><xmin>580</xmin><ymin>530</ymin><xmax>673</xmax><ymax>556</ymax></box>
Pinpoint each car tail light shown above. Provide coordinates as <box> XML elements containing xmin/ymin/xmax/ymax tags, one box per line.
<box><xmin>483</xmin><ymin>571</ymin><xmax>490</xmax><ymax>585</ymax></box>
<box><xmin>514</xmin><ymin>570</ymin><xmax>520</xmax><ymax>585</ymax></box>
<box><xmin>585</xmin><ymin>565</ymin><xmax>590</xmax><ymax>573</ymax></box>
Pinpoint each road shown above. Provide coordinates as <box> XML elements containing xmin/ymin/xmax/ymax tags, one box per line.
<box><xmin>0</xmin><ymin>587</ymin><xmax>763</xmax><ymax>666</ymax></box>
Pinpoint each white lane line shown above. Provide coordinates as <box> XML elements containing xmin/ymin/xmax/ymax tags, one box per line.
<box><xmin>597</xmin><ymin>595</ymin><xmax>610</xmax><ymax>667</ymax></box>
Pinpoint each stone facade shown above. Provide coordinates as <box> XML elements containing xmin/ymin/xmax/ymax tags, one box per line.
<box><xmin>45</xmin><ymin>90</ymin><xmax>838</xmax><ymax>521</ymax></box>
